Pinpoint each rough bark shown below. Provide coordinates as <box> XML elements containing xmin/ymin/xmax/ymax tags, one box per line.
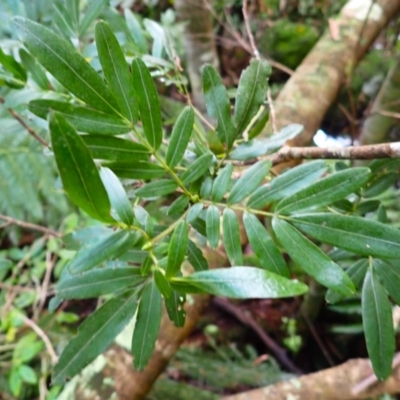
<box><xmin>222</xmin><ymin>358</ymin><xmax>400</xmax><ymax>400</ymax></box>
<box><xmin>359</xmin><ymin>54</ymin><xmax>400</xmax><ymax>145</ymax></box>
<box><xmin>174</xmin><ymin>0</ymin><xmax>220</xmax><ymax>112</ymax></box>
<box><xmin>263</xmin><ymin>0</ymin><xmax>400</xmax><ymax>146</ymax></box>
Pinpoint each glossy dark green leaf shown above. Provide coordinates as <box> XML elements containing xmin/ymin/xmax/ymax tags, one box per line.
<box><xmin>154</xmin><ymin>269</ymin><xmax>171</xmax><ymax>298</ymax></box>
<box><xmin>247</xmin><ymin>160</ymin><xmax>327</xmax><ymax>209</ymax></box>
<box><xmin>362</xmin><ymin>269</ymin><xmax>394</xmax><ymax>380</ymax></box>
<box><xmin>165</xmin><ymin>290</ymin><xmax>186</xmax><ymax>327</ymax></box>
<box><xmin>100</xmin><ymin>167</ymin><xmax>134</xmax><ymax>225</ymax></box>
<box><xmin>326</xmin><ymin>259</ymin><xmax>368</xmax><ymax>304</ymax></box>
<box><xmin>167</xmin><ymin>195</ymin><xmax>189</xmax><ymax>216</ymax></box>
<box><xmin>96</xmin><ymin>21</ymin><xmax>138</xmax><ymax>124</ymax></box>
<box><xmin>363</xmin><ymin>172</ymin><xmax>398</xmax><ymax>198</ymax></box>
<box><xmin>276</xmin><ymin>167</ymin><xmax>371</xmax><ymax>214</ymax></box>
<box><xmin>211</xmin><ymin>163</ymin><xmax>233</xmax><ymax>202</ymax></box>
<box><xmin>166</xmin><ymin>106</ymin><xmax>194</xmax><ymax>167</ymax></box>
<box><xmin>12</xmin><ymin>17</ymin><xmax>119</xmax><ymax>114</ymax></box>
<box><xmin>19</xmin><ymin>49</ymin><xmax>49</xmax><ymax>90</ymax></box>
<box><xmin>166</xmin><ymin>220</ymin><xmax>189</xmax><ymax>278</ymax></box>
<box><xmin>369</xmin><ymin>158</ymin><xmax>400</xmax><ymax>174</ymax></box>
<box><xmin>82</xmin><ymin>135</ymin><xmax>149</xmax><ymax>162</ymax></box>
<box><xmin>373</xmin><ymin>259</ymin><xmax>400</xmax><ymax>306</ymax></box>
<box><xmin>228</xmin><ymin>160</ymin><xmax>271</xmax><ymax>204</ymax></box>
<box><xmin>186</xmin><ymin>203</ymin><xmax>204</xmax><ymax>224</ymax></box>
<box><xmin>243</xmin><ymin>212</ymin><xmax>289</xmax><ymax>277</ymax></box>
<box><xmin>124</xmin><ymin>9</ymin><xmax>147</xmax><ymax>53</ymax></box>
<box><xmin>181</xmin><ymin>153</ymin><xmax>213</xmax><ymax>185</ymax></box>
<box><xmin>53</xmin><ymin>290</ymin><xmax>138</xmax><ymax>385</ymax></box>
<box><xmin>68</xmin><ymin>230</ymin><xmax>139</xmax><ymax>273</ymax></box>
<box><xmin>377</xmin><ymin>205</ymin><xmax>389</xmax><ymax>223</ymax></box>
<box><xmin>190</xmin><ymin>217</ymin><xmax>207</xmax><ymax>237</ymax></box>
<box><xmin>106</xmin><ymin>161</ymin><xmax>165</xmax><ymax>180</ymax></box>
<box><xmin>131</xmin><ymin>57</ymin><xmax>162</xmax><ymax>150</ymax></box>
<box><xmin>56</xmin><ymin>267</ymin><xmax>144</xmax><ymax>299</ymax></box>
<box><xmin>290</xmin><ymin>213</ymin><xmax>400</xmax><ymax>259</ymax></box>
<box><xmin>272</xmin><ymin>218</ymin><xmax>355</xmax><ymax>296</ymax></box>
<box><xmin>141</xmin><ymin>256</ymin><xmax>153</xmax><ymax>275</ymax></box>
<box><xmin>49</xmin><ymin>113</ymin><xmax>113</xmax><ymax>222</ymax></box>
<box><xmin>171</xmin><ymin>266</ymin><xmax>307</xmax><ymax>298</ymax></box>
<box><xmin>0</xmin><ymin>47</ymin><xmax>27</xmax><ymax>86</ymax></box>
<box><xmin>136</xmin><ymin>180</ymin><xmax>177</xmax><ymax>198</ymax></box>
<box><xmin>29</xmin><ymin>100</ymin><xmax>130</xmax><ymax>135</ymax></box>
<box><xmin>187</xmin><ymin>240</ymin><xmax>208</xmax><ymax>271</ymax></box>
<box><xmin>222</xmin><ymin>208</ymin><xmax>243</xmax><ymax>266</ymax></box>
<box><xmin>230</xmin><ymin>124</ymin><xmax>303</xmax><ymax>160</ymax></box>
<box><xmin>355</xmin><ymin>200</ymin><xmax>379</xmax><ymax>215</ymax></box>
<box><xmin>202</xmin><ymin>64</ymin><xmax>235</xmax><ymax>148</ymax></box>
<box><xmin>132</xmin><ymin>281</ymin><xmax>162</xmax><ymax>370</ymax></box>
<box><xmin>206</xmin><ymin>205</ymin><xmax>220</xmax><ymax>249</ymax></box>
<box><xmin>234</xmin><ymin>58</ymin><xmax>271</xmax><ymax>136</ymax></box>
<box><xmin>79</xmin><ymin>0</ymin><xmax>108</xmax><ymax>35</ymax></box>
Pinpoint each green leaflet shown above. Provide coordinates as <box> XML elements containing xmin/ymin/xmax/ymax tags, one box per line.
<box><xmin>134</xmin><ymin>206</ymin><xmax>153</xmax><ymax>236</ymax></box>
<box><xmin>19</xmin><ymin>49</ymin><xmax>49</xmax><ymax>90</ymax></box>
<box><xmin>29</xmin><ymin>100</ymin><xmax>131</xmax><ymax>135</ymax></box>
<box><xmin>131</xmin><ymin>57</ymin><xmax>162</xmax><ymax>150</ymax></box>
<box><xmin>66</xmin><ymin>0</ymin><xmax>79</xmax><ymax>31</ymax></box>
<box><xmin>228</xmin><ymin>160</ymin><xmax>271</xmax><ymax>204</ymax></box>
<box><xmin>234</xmin><ymin>58</ymin><xmax>271</xmax><ymax>136</ymax></box>
<box><xmin>68</xmin><ymin>230</ymin><xmax>139</xmax><ymax>273</ymax></box>
<box><xmin>243</xmin><ymin>212</ymin><xmax>289</xmax><ymax>277</ymax></box>
<box><xmin>167</xmin><ymin>195</ymin><xmax>189</xmax><ymax>216</ymax></box>
<box><xmin>362</xmin><ymin>268</ymin><xmax>394</xmax><ymax>380</ymax></box>
<box><xmin>106</xmin><ymin>161</ymin><xmax>165</xmax><ymax>180</ymax></box>
<box><xmin>131</xmin><ymin>281</ymin><xmax>162</xmax><ymax>370</ymax></box>
<box><xmin>290</xmin><ymin>213</ymin><xmax>400</xmax><ymax>259</ymax></box>
<box><xmin>79</xmin><ymin>0</ymin><xmax>108</xmax><ymax>35</ymax></box>
<box><xmin>326</xmin><ymin>259</ymin><xmax>368</xmax><ymax>304</ymax></box>
<box><xmin>124</xmin><ymin>9</ymin><xmax>147</xmax><ymax>53</ymax></box>
<box><xmin>53</xmin><ymin>0</ymin><xmax>76</xmax><ymax>38</ymax></box>
<box><xmin>276</xmin><ymin>167</ymin><xmax>371</xmax><ymax>214</ymax></box>
<box><xmin>272</xmin><ymin>218</ymin><xmax>355</xmax><ymax>296</ymax></box>
<box><xmin>181</xmin><ymin>153</ymin><xmax>213</xmax><ymax>185</ymax></box>
<box><xmin>206</xmin><ymin>205</ymin><xmax>220</xmax><ymax>249</ymax></box>
<box><xmin>136</xmin><ymin>180</ymin><xmax>178</xmax><ymax>198</ymax></box>
<box><xmin>96</xmin><ymin>21</ymin><xmax>138</xmax><ymax>124</ymax></box>
<box><xmin>171</xmin><ymin>267</ymin><xmax>308</xmax><ymax>298</ymax></box>
<box><xmin>212</xmin><ymin>163</ymin><xmax>233</xmax><ymax>202</ymax></box>
<box><xmin>52</xmin><ymin>290</ymin><xmax>139</xmax><ymax>385</ymax></box>
<box><xmin>49</xmin><ymin>113</ymin><xmax>113</xmax><ymax>223</ymax></box>
<box><xmin>154</xmin><ymin>269</ymin><xmax>172</xmax><ymax>298</ymax></box>
<box><xmin>165</xmin><ymin>290</ymin><xmax>186</xmax><ymax>327</ymax></box>
<box><xmin>186</xmin><ymin>203</ymin><xmax>204</xmax><ymax>224</ymax></box>
<box><xmin>187</xmin><ymin>240</ymin><xmax>209</xmax><ymax>271</ymax></box>
<box><xmin>222</xmin><ymin>208</ymin><xmax>243</xmax><ymax>266</ymax></box>
<box><xmin>166</xmin><ymin>106</ymin><xmax>195</xmax><ymax>168</ymax></box>
<box><xmin>0</xmin><ymin>47</ymin><xmax>27</xmax><ymax>88</ymax></box>
<box><xmin>247</xmin><ymin>160</ymin><xmax>327</xmax><ymax>209</ymax></box>
<box><xmin>56</xmin><ymin>267</ymin><xmax>144</xmax><ymax>299</ymax></box>
<box><xmin>200</xmin><ymin>176</ymin><xmax>213</xmax><ymax>199</ymax></box>
<box><xmin>202</xmin><ymin>64</ymin><xmax>235</xmax><ymax>148</ymax></box>
<box><xmin>82</xmin><ymin>135</ymin><xmax>149</xmax><ymax>162</ymax></box>
<box><xmin>12</xmin><ymin>17</ymin><xmax>119</xmax><ymax>114</ymax></box>
<box><xmin>373</xmin><ymin>259</ymin><xmax>400</xmax><ymax>306</ymax></box>
<box><xmin>230</xmin><ymin>124</ymin><xmax>303</xmax><ymax>160</ymax></box>
<box><xmin>363</xmin><ymin>172</ymin><xmax>398</xmax><ymax>198</ymax></box>
<box><xmin>100</xmin><ymin>167</ymin><xmax>134</xmax><ymax>225</ymax></box>
<box><xmin>166</xmin><ymin>220</ymin><xmax>189</xmax><ymax>278</ymax></box>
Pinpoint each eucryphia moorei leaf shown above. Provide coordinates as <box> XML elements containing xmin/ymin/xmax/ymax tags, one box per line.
<box><xmin>131</xmin><ymin>57</ymin><xmax>162</xmax><ymax>150</ymax></box>
<box><xmin>52</xmin><ymin>290</ymin><xmax>138</xmax><ymax>385</ymax></box>
<box><xmin>12</xmin><ymin>17</ymin><xmax>119</xmax><ymax>114</ymax></box>
<box><xmin>49</xmin><ymin>113</ymin><xmax>113</xmax><ymax>223</ymax></box>
<box><xmin>131</xmin><ymin>281</ymin><xmax>162</xmax><ymax>370</ymax></box>
<box><xmin>166</xmin><ymin>220</ymin><xmax>189</xmax><ymax>278</ymax></box>
<box><xmin>362</xmin><ymin>268</ymin><xmax>394</xmax><ymax>380</ymax></box>
<box><xmin>206</xmin><ymin>205</ymin><xmax>220</xmax><ymax>249</ymax></box>
<box><xmin>95</xmin><ymin>21</ymin><xmax>138</xmax><ymax>124</ymax></box>
<box><xmin>222</xmin><ymin>208</ymin><xmax>243</xmax><ymax>266</ymax></box>
<box><xmin>272</xmin><ymin>218</ymin><xmax>355</xmax><ymax>296</ymax></box>
<box><xmin>211</xmin><ymin>163</ymin><xmax>233</xmax><ymax>202</ymax></box>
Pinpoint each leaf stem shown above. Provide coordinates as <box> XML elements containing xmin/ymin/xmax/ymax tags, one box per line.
<box><xmin>150</xmin><ymin>209</ymin><xmax>188</xmax><ymax>245</ymax></box>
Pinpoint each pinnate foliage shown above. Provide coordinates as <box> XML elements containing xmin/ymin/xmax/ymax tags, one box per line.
<box><xmin>7</xmin><ymin>14</ymin><xmax>400</xmax><ymax>383</ymax></box>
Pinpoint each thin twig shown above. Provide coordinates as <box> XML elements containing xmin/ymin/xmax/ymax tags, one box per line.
<box><xmin>269</xmin><ymin>141</ymin><xmax>400</xmax><ymax>165</ymax></box>
<box><xmin>242</xmin><ymin>0</ymin><xmax>259</xmax><ymax>59</ymax></box>
<box><xmin>0</xmin><ymin>283</ymin><xmax>34</xmax><ymax>292</ymax></box>
<box><xmin>0</xmin><ymin>95</ymin><xmax>48</xmax><ymax>147</ymax></box>
<box><xmin>21</xmin><ymin>314</ymin><xmax>58</xmax><ymax>364</ymax></box>
<box><xmin>36</xmin><ymin>251</ymin><xmax>56</xmax><ymax>319</ymax></box>
<box><xmin>0</xmin><ymin>214</ymin><xmax>61</xmax><ymax>237</ymax></box>
<box><xmin>267</xmin><ymin>88</ymin><xmax>278</xmax><ymax>134</ymax></box>
<box><xmin>213</xmin><ymin>297</ymin><xmax>303</xmax><ymax>374</ymax></box>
